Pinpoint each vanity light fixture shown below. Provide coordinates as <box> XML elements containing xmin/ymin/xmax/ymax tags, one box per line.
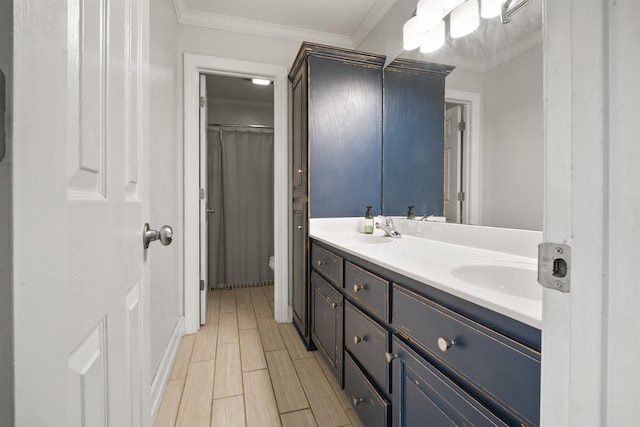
<box><xmin>251</xmin><ymin>78</ymin><xmax>271</xmax><ymax>86</ymax></box>
<box><xmin>402</xmin><ymin>0</ymin><xmax>533</xmax><ymax>53</ymax></box>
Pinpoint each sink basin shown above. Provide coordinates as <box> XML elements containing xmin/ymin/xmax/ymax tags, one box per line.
<box><xmin>450</xmin><ymin>263</ymin><xmax>541</xmax><ymax>300</ymax></box>
<box><xmin>351</xmin><ymin>234</ymin><xmax>394</xmax><ymax>244</ymax></box>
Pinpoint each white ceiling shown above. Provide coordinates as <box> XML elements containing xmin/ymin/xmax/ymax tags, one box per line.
<box><xmin>176</xmin><ymin>0</ymin><xmax>397</xmax><ymax>48</ymax></box>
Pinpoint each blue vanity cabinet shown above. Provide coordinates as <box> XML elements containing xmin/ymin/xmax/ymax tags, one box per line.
<box><xmin>382</xmin><ymin>59</ymin><xmax>454</xmax><ymax>217</ymax></box>
<box><xmin>309</xmin><ymin>238</ymin><xmax>542</xmax><ymax>427</ymax></box>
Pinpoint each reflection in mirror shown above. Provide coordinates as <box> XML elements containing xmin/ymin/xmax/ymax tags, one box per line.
<box><xmin>401</xmin><ymin>0</ymin><xmax>543</xmax><ymax>231</ymax></box>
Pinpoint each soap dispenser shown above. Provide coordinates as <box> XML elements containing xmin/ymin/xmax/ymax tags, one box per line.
<box><xmin>364</xmin><ymin>206</ymin><xmax>374</xmax><ymax>234</ymax></box>
<box><xmin>407</xmin><ymin>206</ymin><xmax>415</xmax><ymax>220</ymax></box>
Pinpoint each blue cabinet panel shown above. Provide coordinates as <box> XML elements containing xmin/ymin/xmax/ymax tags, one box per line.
<box><xmin>311</xmin><ymin>271</ymin><xmax>343</xmax><ymax>384</ymax></box>
<box><xmin>383</xmin><ymin>61</ymin><xmax>453</xmax><ymax>217</ymax></box>
<box><xmin>309</xmin><ymin>56</ymin><xmax>383</xmax><ymax>218</ymax></box>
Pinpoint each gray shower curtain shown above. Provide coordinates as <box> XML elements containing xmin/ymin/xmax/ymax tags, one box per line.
<box><xmin>207</xmin><ymin>126</ymin><xmax>275</xmax><ymax>288</ymax></box>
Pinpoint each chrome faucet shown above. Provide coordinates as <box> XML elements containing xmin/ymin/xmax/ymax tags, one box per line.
<box><xmin>376</xmin><ymin>216</ymin><xmax>401</xmax><ymax>238</ymax></box>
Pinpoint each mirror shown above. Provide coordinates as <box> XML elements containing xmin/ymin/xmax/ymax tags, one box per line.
<box><xmin>388</xmin><ymin>0</ymin><xmax>543</xmax><ymax>231</ymax></box>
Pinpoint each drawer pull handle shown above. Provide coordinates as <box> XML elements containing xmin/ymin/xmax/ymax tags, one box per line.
<box><xmin>315</xmin><ymin>288</ymin><xmax>338</xmax><ymax>309</ymax></box>
<box><xmin>353</xmin><ymin>335</ymin><xmax>364</xmax><ymax>344</ymax></box>
<box><xmin>352</xmin><ymin>397</ymin><xmax>364</xmax><ymax>407</ymax></box>
<box><xmin>353</xmin><ymin>284</ymin><xmax>364</xmax><ymax>292</ymax></box>
<box><xmin>317</xmin><ymin>260</ymin><xmax>326</xmax><ymax>266</ymax></box>
<box><xmin>385</xmin><ymin>352</ymin><xmax>398</xmax><ymax>363</ymax></box>
<box><xmin>437</xmin><ymin>337</ymin><xmax>456</xmax><ymax>352</ymax></box>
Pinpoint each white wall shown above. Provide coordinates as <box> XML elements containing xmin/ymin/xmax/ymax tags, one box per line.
<box><xmin>481</xmin><ymin>44</ymin><xmax>543</xmax><ymax>230</ymax></box>
<box><xmin>0</xmin><ymin>0</ymin><xmax>13</xmax><ymax>423</ymax></box>
<box><xmin>149</xmin><ymin>0</ymin><xmax>183</xmax><ymax>375</ymax></box>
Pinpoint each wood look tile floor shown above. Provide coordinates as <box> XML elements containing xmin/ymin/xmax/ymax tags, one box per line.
<box><xmin>154</xmin><ymin>286</ymin><xmax>364</xmax><ymax>427</ymax></box>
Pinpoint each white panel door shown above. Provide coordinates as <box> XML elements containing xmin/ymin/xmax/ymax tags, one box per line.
<box><xmin>13</xmin><ymin>1</ymin><xmax>151</xmax><ymax>426</ymax></box>
<box><xmin>444</xmin><ymin>105</ymin><xmax>462</xmax><ymax>223</ymax></box>
<box><xmin>199</xmin><ymin>74</ymin><xmax>208</xmax><ymax>325</ymax></box>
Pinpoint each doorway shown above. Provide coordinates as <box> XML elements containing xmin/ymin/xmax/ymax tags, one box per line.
<box><xmin>445</xmin><ymin>89</ymin><xmax>481</xmax><ymax>225</ymax></box>
<box><xmin>183</xmin><ymin>54</ymin><xmax>289</xmax><ymax>334</ymax></box>
<box><xmin>444</xmin><ymin>103</ymin><xmax>465</xmax><ymax>223</ymax></box>
<box><xmin>203</xmin><ymin>74</ymin><xmax>275</xmax><ymax>297</ymax></box>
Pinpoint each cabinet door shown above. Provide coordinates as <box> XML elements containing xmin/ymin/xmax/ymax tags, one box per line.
<box><xmin>308</xmin><ymin>56</ymin><xmax>382</xmax><ymax>218</ymax></box>
<box><xmin>391</xmin><ymin>337</ymin><xmax>507</xmax><ymax>427</ymax></box>
<box><xmin>383</xmin><ymin>64</ymin><xmax>449</xmax><ymax>217</ymax></box>
<box><xmin>292</xmin><ymin>201</ymin><xmax>309</xmax><ymax>344</ymax></box>
<box><xmin>311</xmin><ymin>272</ymin><xmax>343</xmax><ymax>383</ymax></box>
<box><xmin>291</xmin><ymin>63</ymin><xmax>308</xmax><ymax>199</ymax></box>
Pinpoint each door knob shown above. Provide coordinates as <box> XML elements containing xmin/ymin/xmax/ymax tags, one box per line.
<box><xmin>206</xmin><ymin>208</ymin><xmax>215</xmax><ymax>214</ymax></box>
<box><xmin>143</xmin><ymin>223</ymin><xmax>173</xmax><ymax>249</ymax></box>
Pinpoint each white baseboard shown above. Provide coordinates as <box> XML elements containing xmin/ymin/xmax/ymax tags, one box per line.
<box><xmin>150</xmin><ymin>316</ymin><xmax>185</xmax><ymax>421</ymax></box>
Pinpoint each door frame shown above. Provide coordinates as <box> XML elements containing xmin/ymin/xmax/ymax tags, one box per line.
<box><xmin>445</xmin><ymin>89</ymin><xmax>481</xmax><ymax>225</ymax></box>
<box><xmin>183</xmin><ymin>53</ymin><xmax>289</xmax><ymax>333</ymax></box>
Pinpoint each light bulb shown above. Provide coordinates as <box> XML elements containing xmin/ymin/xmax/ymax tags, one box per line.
<box><xmin>403</xmin><ymin>15</ymin><xmax>428</xmax><ymax>50</ymax></box>
<box><xmin>450</xmin><ymin>0</ymin><xmax>480</xmax><ymax>38</ymax></box>
<box><xmin>419</xmin><ymin>20</ymin><xmax>445</xmax><ymax>53</ymax></box>
<box><xmin>442</xmin><ymin>0</ymin><xmax>465</xmax><ymax>14</ymax></box>
<box><xmin>251</xmin><ymin>78</ymin><xmax>271</xmax><ymax>86</ymax></box>
<box><xmin>417</xmin><ymin>0</ymin><xmax>443</xmax><ymax>29</ymax></box>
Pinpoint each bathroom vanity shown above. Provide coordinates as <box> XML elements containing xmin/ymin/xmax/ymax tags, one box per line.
<box><xmin>309</xmin><ymin>218</ymin><xmax>542</xmax><ymax>427</ymax></box>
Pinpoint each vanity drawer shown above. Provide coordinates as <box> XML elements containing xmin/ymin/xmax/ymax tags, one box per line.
<box><xmin>344</xmin><ymin>352</ymin><xmax>389</xmax><ymax>427</ymax></box>
<box><xmin>345</xmin><ymin>301</ymin><xmax>389</xmax><ymax>395</ymax></box>
<box><xmin>392</xmin><ymin>285</ymin><xmax>541</xmax><ymax>426</ymax></box>
<box><xmin>311</xmin><ymin>243</ymin><xmax>343</xmax><ymax>287</ymax></box>
<box><xmin>344</xmin><ymin>261</ymin><xmax>389</xmax><ymax>321</ymax></box>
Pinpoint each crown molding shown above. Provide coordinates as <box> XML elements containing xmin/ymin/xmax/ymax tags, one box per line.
<box><xmin>173</xmin><ymin>0</ymin><xmax>354</xmax><ymax>48</ymax></box>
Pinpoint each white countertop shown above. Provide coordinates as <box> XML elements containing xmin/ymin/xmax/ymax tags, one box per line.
<box><xmin>309</xmin><ymin>218</ymin><xmax>542</xmax><ymax>329</ymax></box>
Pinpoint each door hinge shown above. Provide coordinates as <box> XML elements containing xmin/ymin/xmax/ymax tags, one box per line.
<box><xmin>199</xmin><ymin>96</ymin><xmax>206</xmax><ymax>108</ymax></box>
<box><xmin>457</xmin><ymin>192</ymin><xmax>465</xmax><ymax>202</ymax></box>
<box><xmin>200</xmin><ymin>188</ymin><xmax>205</xmax><ymax>200</ymax></box>
<box><xmin>538</xmin><ymin>243</ymin><xmax>571</xmax><ymax>292</ymax></box>
<box><xmin>200</xmin><ymin>280</ymin><xmax>205</xmax><ymax>291</ymax></box>
<box><xmin>458</xmin><ymin>120</ymin><xmax>466</xmax><ymax>131</ymax></box>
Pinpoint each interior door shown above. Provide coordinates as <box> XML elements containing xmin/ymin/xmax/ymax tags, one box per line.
<box><xmin>444</xmin><ymin>105</ymin><xmax>463</xmax><ymax>223</ymax></box>
<box><xmin>13</xmin><ymin>1</ymin><xmax>152</xmax><ymax>426</ymax></box>
<box><xmin>199</xmin><ymin>74</ymin><xmax>209</xmax><ymax>324</ymax></box>
<box><xmin>65</xmin><ymin>1</ymin><xmax>152</xmax><ymax>425</ymax></box>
